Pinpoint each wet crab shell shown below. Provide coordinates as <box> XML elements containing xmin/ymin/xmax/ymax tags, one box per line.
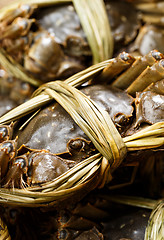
<box><xmin>27</xmin><ymin>151</ymin><xmax>71</xmax><ymax>184</ymax></box>
<box><xmin>24</xmin><ymin>31</ymin><xmax>85</xmax><ymax>81</ymax></box>
<box><xmin>135</xmin><ymin>89</ymin><xmax>164</xmax><ymax>126</ymax></box>
<box><xmin>36</xmin><ymin>4</ymin><xmax>90</xmax><ymax>57</ymax></box>
<box><xmin>37</xmin><ymin>1</ymin><xmax>140</xmax><ymax>55</ymax></box>
<box><xmin>129</xmin><ymin>24</ymin><xmax>164</xmax><ymax>55</ymax></box>
<box><xmin>22</xmin><ymin>0</ymin><xmax>140</xmax><ymax>81</ymax></box>
<box><xmin>105</xmin><ymin>1</ymin><xmax>140</xmax><ymax>47</ymax></box>
<box><xmin>15</xmin><ymin>84</ymin><xmax>134</xmax><ymax>155</ymax></box>
<box><xmin>103</xmin><ymin>204</ymin><xmax>150</xmax><ymax>240</ymax></box>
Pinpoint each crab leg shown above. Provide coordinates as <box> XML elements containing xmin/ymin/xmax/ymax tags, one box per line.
<box><xmin>0</xmin><ymin>4</ymin><xmax>36</xmax><ymax>26</ymax></box>
<box><xmin>2</xmin><ymin>154</ymin><xmax>28</xmax><ymax>189</ymax></box>
<box><xmin>93</xmin><ymin>52</ymin><xmax>135</xmax><ymax>84</ymax></box>
<box><xmin>0</xmin><ymin>138</ymin><xmax>17</xmax><ymax>181</ymax></box>
<box><xmin>135</xmin><ymin>2</ymin><xmax>164</xmax><ymax>14</ymax></box>
<box><xmin>112</xmin><ymin>50</ymin><xmax>164</xmax><ymax>89</ymax></box>
<box><xmin>2</xmin><ymin>35</ymin><xmax>32</xmax><ymax>53</ymax></box>
<box><xmin>140</xmin><ymin>13</ymin><xmax>164</xmax><ymax>26</ymax></box>
<box><xmin>127</xmin><ymin>59</ymin><xmax>164</xmax><ymax>96</ymax></box>
<box><xmin>144</xmin><ymin>78</ymin><xmax>164</xmax><ymax>94</ymax></box>
<box><xmin>0</xmin><ymin>123</ymin><xmax>13</xmax><ymax>143</ymax></box>
<box><xmin>0</xmin><ymin>18</ymin><xmax>35</xmax><ymax>40</ymax></box>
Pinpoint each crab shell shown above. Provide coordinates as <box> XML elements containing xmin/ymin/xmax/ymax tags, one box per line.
<box><xmin>129</xmin><ymin>24</ymin><xmax>164</xmax><ymax>55</ymax></box>
<box><xmin>16</xmin><ymin>84</ymin><xmax>134</xmax><ymax>154</ymax></box>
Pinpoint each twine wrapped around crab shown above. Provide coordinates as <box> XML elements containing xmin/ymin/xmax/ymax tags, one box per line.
<box><xmin>0</xmin><ymin>49</ymin><xmax>163</xmax><ymax>204</ymax></box>
<box><xmin>0</xmin><ymin>50</ymin><xmax>163</xmax><ymax>239</ymax></box>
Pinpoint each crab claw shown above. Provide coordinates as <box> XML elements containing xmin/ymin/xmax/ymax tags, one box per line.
<box><xmin>0</xmin><ymin>4</ymin><xmax>36</xmax><ymax>27</ymax></box>
<box><xmin>0</xmin><ymin>137</ymin><xmax>18</xmax><ymax>181</ymax></box>
<box><xmin>0</xmin><ymin>122</ymin><xmax>13</xmax><ymax>143</ymax></box>
<box><xmin>2</xmin><ymin>154</ymin><xmax>29</xmax><ymax>189</ymax></box>
<box><xmin>0</xmin><ymin>17</ymin><xmax>35</xmax><ymax>40</ymax></box>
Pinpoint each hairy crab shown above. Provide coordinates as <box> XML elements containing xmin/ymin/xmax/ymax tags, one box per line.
<box><xmin>0</xmin><ymin>3</ymin><xmax>90</xmax><ymax>82</ymax></box>
<box><xmin>1</xmin><ymin>82</ymin><xmax>134</xmax><ymax>188</ymax></box>
<box><xmin>0</xmin><ymin>50</ymin><xmax>163</xmax><ymax>239</ymax></box>
<box><xmin>0</xmin><ymin>0</ymin><xmax>164</xmax><ymax>72</ymax></box>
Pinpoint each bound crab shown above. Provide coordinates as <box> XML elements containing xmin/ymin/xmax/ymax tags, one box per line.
<box><xmin>0</xmin><ymin>50</ymin><xmax>163</xmax><ymax>239</ymax></box>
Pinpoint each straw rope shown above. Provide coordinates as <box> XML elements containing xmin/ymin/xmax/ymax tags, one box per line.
<box><xmin>0</xmin><ymin>217</ymin><xmax>11</xmax><ymax>240</ymax></box>
<box><xmin>144</xmin><ymin>200</ymin><xmax>164</xmax><ymax>240</ymax></box>
<box><xmin>73</xmin><ymin>0</ymin><xmax>113</xmax><ymax>62</ymax></box>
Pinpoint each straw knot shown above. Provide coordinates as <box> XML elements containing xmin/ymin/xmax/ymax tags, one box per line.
<box><xmin>33</xmin><ymin>80</ymin><xmax>127</xmax><ymax>185</ymax></box>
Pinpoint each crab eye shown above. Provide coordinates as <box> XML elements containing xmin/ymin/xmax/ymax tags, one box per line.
<box><xmin>0</xmin><ymin>142</ymin><xmax>14</xmax><ymax>154</ymax></box>
<box><xmin>21</xmin><ymin>5</ymin><xmax>31</xmax><ymax>14</ymax></box>
<box><xmin>58</xmin><ymin>229</ymin><xmax>68</xmax><ymax>240</ymax></box>
<box><xmin>0</xmin><ymin>127</ymin><xmax>8</xmax><ymax>139</ymax></box>
<box><xmin>21</xmin><ymin>82</ymin><xmax>30</xmax><ymax>91</ymax></box>
<box><xmin>120</xmin><ymin>52</ymin><xmax>130</xmax><ymax>61</ymax></box>
<box><xmin>9</xmin><ymin>209</ymin><xmax>18</xmax><ymax>221</ymax></box>
<box><xmin>69</xmin><ymin>139</ymin><xmax>83</xmax><ymax>150</ymax></box>
<box><xmin>151</xmin><ymin>50</ymin><xmax>163</xmax><ymax>61</ymax></box>
<box><xmin>14</xmin><ymin>157</ymin><xmax>27</xmax><ymax>169</ymax></box>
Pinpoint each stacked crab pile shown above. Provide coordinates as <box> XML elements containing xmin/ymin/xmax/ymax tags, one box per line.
<box><xmin>0</xmin><ymin>1</ymin><xmax>164</xmax><ymax>240</ymax></box>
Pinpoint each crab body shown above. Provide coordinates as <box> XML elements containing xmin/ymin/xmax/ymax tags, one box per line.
<box><xmin>16</xmin><ymin>84</ymin><xmax>134</xmax><ymax>154</ymax></box>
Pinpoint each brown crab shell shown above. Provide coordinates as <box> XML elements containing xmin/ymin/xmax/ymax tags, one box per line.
<box><xmin>129</xmin><ymin>24</ymin><xmax>164</xmax><ymax>56</ymax></box>
<box><xmin>27</xmin><ymin>151</ymin><xmax>71</xmax><ymax>184</ymax></box>
<box><xmin>135</xmin><ymin>90</ymin><xmax>164</xmax><ymax>126</ymax></box>
<box><xmin>15</xmin><ymin>84</ymin><xmax>134</xmax><ymax>155</ymax></box>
